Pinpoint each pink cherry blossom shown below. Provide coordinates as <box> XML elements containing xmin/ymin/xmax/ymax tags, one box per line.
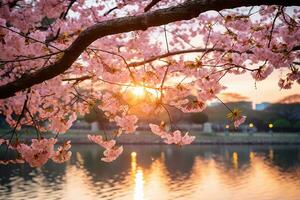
<box><xmin>87</xmin><ymin>134</ymin><xmax>116</xmax><ymax>149</ymax></box>
<box><xmin>0</xmin><ymin>139</ymin><xmax>6</xmax><ymax>145</ymax></box>
<box><xmin>115</xmin><ymin>114</ymin><xmax>138</xmax><ymax>134</ymax></box>
<box><xmin>149</xmin><ymin>124</ymin><xmax>195</xmax><ymax>145</ymax></box>
<box><xmin>181</xmin><ymin>132</ymin><xmax>196</xmax><ymax>145</ymax></box>
<box><xmin>278</xmin><ymin>78</ymin><xmax>293</xmax><ymax>89</ymax></box>
<box><xmin>234</xmin><ymin>116</ymin><xmax>247</xmax><ymax>128</ymax></box>
<box><xmin>251</xmin><ymin>66</ymin><xmax>273</xmax><ymax>81</ymax></box>
<box><xmin>88</xmin><ymin>134</ymin><xmax>123</xmax><ymax>162</ymax></box>
<box><xmin>0</xmin><ymin>1</ymin><xmax>299</xmax><ymax>167</ymax></box>
<box><xmin>51</xmin><ymin>141</ymin><xmax>72</xmax><ymax>163</ymax></box>
<box><xmin>163</xmin><ymin>130</ymin><xmax>196</xmax><ymax>145</ymax></box>
<box><xmin>149</xmin><ymin>123</ymin><xmax>167</xmax><ymax>137</ymax></box>
<box><xmin>16</xmin><ymin>138</ymin><xmax>57</xmax><ymax>167</ymax></box>
<box><xmin>101</xmin><ymin>146</ymin><xmax>124</xmax><ymax>162</ymax></box>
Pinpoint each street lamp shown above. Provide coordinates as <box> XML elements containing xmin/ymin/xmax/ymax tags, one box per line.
<box><xmin>249</xmin><ymin>123</ymin><xmax>254</xmax><ymax>135</ymax></box>
<box><xmin>268</xmin><ymin>123</ymin><xmax>273</xmax><ymax>129</ymax></box>
<box><xmin>225</xmin><ymin>124</ymin><xmax>230</xmax><ymax>134</ymax></box>
<box><xmin>268</xmin><ymin>123</ymin><xmax>273</xmax><ymax>133</ymax></box>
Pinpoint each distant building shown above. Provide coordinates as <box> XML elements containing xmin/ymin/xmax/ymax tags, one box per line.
<box><xmin>255</xmin><ymin>102</ymin><xmax>270</xmax><ymax>111</ymax></box>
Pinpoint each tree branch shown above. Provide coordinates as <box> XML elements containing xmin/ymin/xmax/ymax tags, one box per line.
<box><xmin>128</xmin><ymin>48</ymin><xmax>248</xmax><ymax>67</ymax></box>
<box><xmin>0</xmin><ymin>0</ymin><xmax>299</xmax><ymax>99</ymax></box>
<box><xmin>144</xmin><ymin>0</ymin><xmax>162</xmax><ymax>12</ymax></box>
<box><xmin>128</xmin><ymin>45</ymin><xmax>300</xmax><ymax>67</ymax></box>
<box><xmin>60</xmin><ymin>0</ymin><xmax>77</xmax><ymax>20</ymax></box>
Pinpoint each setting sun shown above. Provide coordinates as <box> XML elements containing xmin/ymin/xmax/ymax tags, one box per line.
<box><xmin>132</xmin><ymin>87</ymin><xmax>145</xmax><ymax>97</ymax></box>
<box><xmin>1</xmin><ymin>1</ymin><xmax>300</xmax><ymax>200</ymax></box>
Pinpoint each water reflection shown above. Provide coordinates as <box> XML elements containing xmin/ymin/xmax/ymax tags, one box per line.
<box><xmin>134</xmin><ymin>169</ymin><xmax>144</xmax><ymax>200</ymax></box>
<box><xmin>131</xmin><ymin>152</ymin><xmax>144</xmax><ymax>200</ymax></box>
<box><xmin>232</xmin><ymin>152</ymin><xmax>238</xmax><ymax>169</ymax></box>
<box><xmin>0</xmin><ymin>145</ymin><xmax>300</xmax><ymax>200</ymax></box>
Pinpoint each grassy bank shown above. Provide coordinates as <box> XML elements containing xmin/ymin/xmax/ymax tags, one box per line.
<box><xmin>190</xmin><ymin>132</ymin><xmax>300</xmax><ymax>144</ymax></box>
<box><xmin>2</xmin><ymin>129</ymin><xmax>300</xmax><ymax>144</ymax></box>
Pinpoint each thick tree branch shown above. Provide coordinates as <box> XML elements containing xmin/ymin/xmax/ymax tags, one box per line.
<box><xmin>0</xmin><ymin>0</ymin><xmax>299</xmax><ymax>99</ymax></box>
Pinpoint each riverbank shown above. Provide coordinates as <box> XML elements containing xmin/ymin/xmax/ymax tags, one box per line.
<box><xmin>2</xmin><ymin>129</ymin><xmax>300</xmax><ymax>145</ymax></box>
<box><xmin>105</xmin><ymin>131</ymin><xmax>300</xmax><ymax>144</ymax></box>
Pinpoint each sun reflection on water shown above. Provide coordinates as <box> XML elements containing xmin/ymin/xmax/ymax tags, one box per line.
<box><xmin>131</xmin><ymin>152</ymin><xmax>137</xmax><ymax>172</ymax></box>
<box><xmin>63</xmin><ymin>152</ymin><xmax>94</xmax><ymax>200</ymax></box>
<box><xmin>2</xmin><ymin>146</ymin><xmax>300</xmax><ymax>200</ymax></box>
<box><xmin>134</xmin><ymin>169</ymin><xmax>144</xmax><ymax>200</ymax></box>
<box><xmin>269</xmin><ymin>149</ymin><xmax>274</xmax><ymax>160</ymax></box>
<box><xmin>131</xmin><ymin>151</ymin><xmax>144</xmax><ymax>200</ymax></box>
<box><xmin>232</xmin><ymin>152</ymin><xmax>238</xmax><ymax>169</ymax></box>
<box><xmin>249</xmin><ymin>151</ymin><xmax>255</xmax><ymax>162</ymax></box>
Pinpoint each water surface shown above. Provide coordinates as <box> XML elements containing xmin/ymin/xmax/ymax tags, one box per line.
<box><xmin>1</xmin><ymin>145</ymin><xmax>300</xmax><ymax>200</ymax></box>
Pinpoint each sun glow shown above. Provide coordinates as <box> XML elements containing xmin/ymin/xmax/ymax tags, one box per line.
<box><xmin>131</xmin><ymin>152</ymin><xmax>137</xmax><ymax>172</ymax></box>
<box><xmin>132</xmin><ymin>87</ymin><xmax>145</xmax><ymax>97</ymax></box>
<box><xmin>126</xmin><ymin>85</ymin><xmax>161</xmax><ymax>100</ymax></box>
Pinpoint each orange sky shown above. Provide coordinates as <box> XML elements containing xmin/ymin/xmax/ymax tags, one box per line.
<box><xmin>220</xmin><ymin>70</ymin><xmax>300</xmax><ymax>104</ymax></box>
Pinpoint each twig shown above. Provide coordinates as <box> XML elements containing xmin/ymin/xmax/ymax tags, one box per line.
<box><xmin>144</xmin><ymin>0</ymin><xmax>162</xmax><ymax>12</ymax></box>
<box><xmin>268</xmin><ymin>8</ymin><xmax>280</xmax><ymax>48</ymax></box>
<box><xmin>60</xmin><ymin>0</ymin><xmax>77</xmax><ymax>19</ymax></box>
<box><xmin>0</xmin><ymin>25</ymin><xmax>62</xmax><ymax>52</ymax></box>
<box><xmin>4</xmin><ymin>89</ymin><xmax>30</xmax><ymax>158</ymax></box>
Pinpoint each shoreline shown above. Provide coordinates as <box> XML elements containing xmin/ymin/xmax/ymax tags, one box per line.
<box><xmin>56</xmin><ymin>141</ymin><xmax>300</xmax><ymax>145</ymax></box>
<box><xmin>2</xmin><ymin>129</ymin><xmax>300</xmax><ymax>145</ymax></box>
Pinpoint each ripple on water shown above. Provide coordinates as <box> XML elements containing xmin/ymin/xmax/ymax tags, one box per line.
<box><xmin>1</xmin><ymin>145</ymin><xmax>300</xmax><ymax>200</ymax></box>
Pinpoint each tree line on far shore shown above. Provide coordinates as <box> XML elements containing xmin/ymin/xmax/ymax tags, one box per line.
<box><xmin>1</xmin><ymin>101</ymin><xmax>299</xmax><ymax>133</ymax></box>
<box><xmin>82</xmin><ymin>101</ymin><xmax>300</xmax><ymax>133</ymax></box>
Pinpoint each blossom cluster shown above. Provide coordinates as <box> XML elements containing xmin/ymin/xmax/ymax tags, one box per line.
<box><xmin>226</xmin><ymin>108</ymin><xmax>247</xmax><ymax>128</ymax></box>
<box><xmin>88</xmin><ymin>135</ymin><xmax>123</xmax><ymax>162</ymax></box>
<box><xmin>234</xmin><ymin>116</ymin><xmax>247</xmax><ymax>128</ymax></box>
<box><xmin>0</xmin><ymin>138</ymin><xmax>72</xmax><ymax>167</ymax></box>
<box><xmin>0</xmin><ymin>1</ymin><xmax>299</xmax><ymax>166</ymax></box>
<box><xmin>149</xmin><ymin>124</ymin><xmax>195</xmax><ymax>145</ymax></box>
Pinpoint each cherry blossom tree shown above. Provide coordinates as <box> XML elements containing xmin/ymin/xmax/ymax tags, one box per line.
<box><xmin>0</xmin><ymin>0</ymin><xmax>300</xmax><ymax>166</ymax></box>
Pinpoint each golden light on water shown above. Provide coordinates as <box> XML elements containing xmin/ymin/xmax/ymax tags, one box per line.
<box><xmin>134</xmin><ymin>169</ymin><xmax>144</xmax><ymax>200</ymax></box>
<box><xmin>131</xmin><ymin>152</ymin><xmax>137</xmax><ymax>172</ymax></box>
<box><xmin>59</xmin><ymin>150</ymin><xmax>300</xmax><ymax>200</ymax></box>
<box><xmin>62</xmin><ymin>152</ymin><xmax>95</xmax><ymax>200</ymax></box>
<box><xmin>5</xmin><ymin>147</ymin><xmax>300</xmax><ymax>200</ymax></box>
<box><xmin>249</xmin><ymin>151</ymin><xmax>255</xmax><ymax>162</ymax></box>
<box><xmin>269</xmin><ymin>149</ymin><xmax>274</xmax><ymax>160</ymax></box>
<box><xmin>131</xmin><ymin>151</ymin><xmax>145</xmax><ymax>200</ymax></box>
<box><xmin>232</xmin><ymin>152</ymin><xmax>239</xmax><ymax>169</ymax></box>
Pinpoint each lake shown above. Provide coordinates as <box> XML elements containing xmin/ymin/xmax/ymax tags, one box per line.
<box><xmin>1</xmin><ymin>145</ymin><xmax>300</xmax><ymax>200</ymax></box>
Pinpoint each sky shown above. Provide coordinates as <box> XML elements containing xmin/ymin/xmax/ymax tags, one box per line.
<box><xmin>220</xmin><ymin>70</ymin><xmax>300</xmax><ymax>104</ymax></box>
<box><xmin>81</xmin><ymin>2</ymin><xmax>299</xmax><ymax>104</ymax></box>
